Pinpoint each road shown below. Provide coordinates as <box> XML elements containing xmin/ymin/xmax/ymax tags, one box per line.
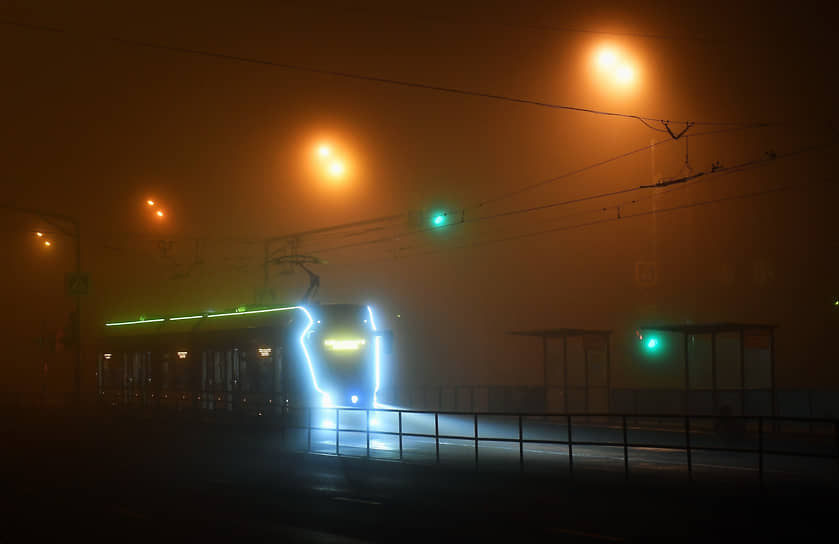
<box><xmin>2</xmin><ymin>410</ymin><xmax>836</xmax><ymax>542</ymax></box>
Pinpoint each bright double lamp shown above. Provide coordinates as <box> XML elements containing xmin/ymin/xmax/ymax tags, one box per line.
<box><xmin>323</xmin><ymin>339</ymin><xmax>366</xmax><ymax>351</ymax></box>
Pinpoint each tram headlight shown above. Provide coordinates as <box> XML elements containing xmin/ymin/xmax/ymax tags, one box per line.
<box><xmin>323</xmin><ymin>339</ymin><xmax>366</xmax><ymax>351</ymax></box>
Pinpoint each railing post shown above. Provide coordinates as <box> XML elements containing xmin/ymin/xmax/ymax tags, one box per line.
<box><xmin>335</xmin><ymin>408</ymin><xmax>340</xmax><ymax>455</ymax></box>
<box><xmin>435</xmin><ymin>412</ymin><xmax>440</xmax><ymax>464</ymax></box>
<box><xmin>280</xmin><ymin>398</ymin><xmax>286</xmax><ymax>445</ymax></box>
<box><xmin>567</xmin><ymin>414</ymin><xmax>573</xmax><ymax>477</ymax></box>
<box><xmin>474</xmin><ymin>413</ymin><xmax>479</xmax><ymax>469</ymax></box>
<box><xmin>685</xmin><ymin>416</ymin><xmax>692</xmax><ymax>482</ymax></box>
<box><xmin>307</xmin><ymin>406</ymin><xmax>311</xmax><ymax>452</ymax></box>
<box><xmin>519</xmin><ymin>415</ymin><xmax>524</xmax><ymax>472</ymax></box>
<box><xmin>398</xmin><ymin>410</ymin><xmax>403</xmax><ymax>460</ymax></box>
<box><xmin>366</xmin><ymin>409</ymin><xmax>371</xmax><ymax>458</ymax></box>
<box><xmin>622</xmin><ymin>415</ymin><xmax>629</xmax><ymax>480</ymax></box>
<box><xmin>758</xmin><ymin>416</ymin><xmax>764</xmax><ymax>491</ymax></box>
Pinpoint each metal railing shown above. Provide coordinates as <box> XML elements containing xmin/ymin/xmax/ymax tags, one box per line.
<box><xmin>281</xmin><ymin>406</ymin><xmax>839</xmax><ymax>486</ymax></box>
<box><xmin>5</xmin><ymin>390</ymin><xmax>838</xmax><ymax>486</ymax></box>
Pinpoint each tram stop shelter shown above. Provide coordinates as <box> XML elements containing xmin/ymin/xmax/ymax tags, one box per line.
<box><xmin>509</xmin><ymin>328</ymin><xmax>612</xmax><ymax>414</ymax></box>
<box><xmin>639</xmin><ymin>322</ymin><xmax>777</xmax><ymax>417</ymax></box>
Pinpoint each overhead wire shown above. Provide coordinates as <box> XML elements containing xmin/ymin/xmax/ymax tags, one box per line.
<box><xmin>0</xmin><ymin>18</ymin><xmax>773</xmax><ymax>135</ymax></box>
<box><xmin>302</xmin><ymin>138</ymin><xmax>834</xmax><ymax>256</ymax></box>
<box><xmin>474</xmin><ymin>124</ymin><xmax>767</xmax><ymax>208</ymax></box>
<box><xmin>0</xmin><ymin>17</ymin><xmax>814</xmax><ymax>270</ymax></box>
<box><xmin>357</xmin><ymin>176</ymin><xmax>837</xmax><ymax>265</ymax></box>
<box><xmin>285</xmin><ymin>0</ymin><xmax>782</xmax><ymax>48</ymax></box>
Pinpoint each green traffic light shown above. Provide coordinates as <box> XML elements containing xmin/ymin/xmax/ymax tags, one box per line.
<box><xmin>432</xmin><ymin>213</ymin><xmax>445</xmax><ymax>226</ymax></box>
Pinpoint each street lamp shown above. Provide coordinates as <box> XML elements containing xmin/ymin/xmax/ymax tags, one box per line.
<box><xmin>3</xmin><ymin>204</ymin><xmax>82</xmax><ymax>405</ymax></box>
<box><xmin>313</xmin><ymin>142</ymin><xmax>351</xmax><ymax>181</ymax></box>
<box><xmin>615</xmin><ymin>64</ymin><xmax>635</xmax><ymax>84</ymax></box>
<box><xmin>596</xmin><ymin>49</ymin><xmax>618</xmax><ymax>71</ymax></box>
<box><xmin>145</xmin><ymin>198</ymin><xmax>166</xmax><ymax>220</ymax></box>
<box><xmin>592</xmin><ymin>45</ymin><xmax>638</xmax><ymax>88</ymax></box>
<box><xmin>327</xmin><ymin>160</ymin><xmax>345</xmax><ymax>178</ymax></box>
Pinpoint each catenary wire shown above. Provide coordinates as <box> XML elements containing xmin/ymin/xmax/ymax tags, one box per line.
<box><xmin>302</xmin><ymin>139</ymin><xmax>834</xmax><ymax>256</ymax></box>
<box><xmin>0</xmin><ymin>18</ymin><xmax>773</xmax><ymax>133</ymax></box>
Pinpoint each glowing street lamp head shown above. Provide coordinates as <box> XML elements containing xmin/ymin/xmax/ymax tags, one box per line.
<box><xmin>597</xmin><ymin>49</ymin><xmax>618</xmax><ymax>70</ymax></box>
<box><xmin>156</xmin><ymin>210</ymin><xmax>164</xmax><ymax>218</ymax></box>
<box><xmin>317</xmin><ymin>145</ymin><xmax>331</xmax><ymax>158</ymax></box>
<box><xmin>592</xmin><ymin>45</ymin><xmax>639</xmax><ymax>89</ymax></box>
<box><xmin>146</xmin><ymin>200</ymin><xmax>155</xmax><ymax>206</ymax></box>
<box><xmin>35</xmin><ymin>231</ymin><xmax>43</xmax><ymax>237</ymax></box>
<box><xmin>327</xmin><ymin>161</ymin><xmax>345</xmax><ymax>177</ymax></box>
<box><xmin>43</xmin><ymin>240</ymin><xmax>51</xmax><ymax>247</ymax></box>
<box><xmin>615</xmin><ymin>64</ymin><xmax>635</xmax><ymax>84</ymax></box>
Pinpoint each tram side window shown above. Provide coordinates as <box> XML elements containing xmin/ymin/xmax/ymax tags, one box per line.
<box><xmin>103</xmin><ymin>357</ymin><xmax>119</xmax><ymax>388</ymax></box>
<box><xmin>175</xmin><ymin>355</ymin><xmax>193</xmax><ymax>391</ymax></box>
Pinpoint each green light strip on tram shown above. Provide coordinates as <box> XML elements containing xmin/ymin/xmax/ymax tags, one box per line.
<box><xmin>105</xmin><ymin>318</ymin><xmax>165</xmax><ymax>327</ymax></box>
<box><xmin>207</xmin><ymin>306</ymin><xmax>298</xmax><ymax>318</ymax></box>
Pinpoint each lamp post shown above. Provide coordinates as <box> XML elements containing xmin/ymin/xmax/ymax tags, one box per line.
<box><xmin>2</xmin><ymin>204</ymin><xmax>82</xmax><ymax>406</ymax></box>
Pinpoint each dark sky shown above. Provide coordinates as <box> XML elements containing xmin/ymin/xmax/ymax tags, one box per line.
<box><xmin>2</xmin><ymin>0</ymin><xmax>837</xmax><ymax>393</ymax></box>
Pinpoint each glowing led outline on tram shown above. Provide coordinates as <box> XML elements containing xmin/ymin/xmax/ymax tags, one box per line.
<box><xmin>207</xmin><ymin>306</ymin><xmax>299</xmax><ymax>318</ymax></box>
<box><xmin>294</xmin><ymin>306</ymin><xmax>327</xmax><ymax>401</ymax></box>
<box><xmin>105</xmin><ymin>318</ymin><xmax>165</xmax><ymax>327</ymax></box>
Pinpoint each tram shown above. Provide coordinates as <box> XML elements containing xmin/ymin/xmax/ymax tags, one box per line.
<box><xmin>97</xmin><ymin>303</ymin><xmax>391</xmax><ymax>410</ymax></box>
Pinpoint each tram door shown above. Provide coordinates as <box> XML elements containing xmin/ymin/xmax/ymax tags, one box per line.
<box><xmin>242</xmin><ymin>346</ymin><xmax>283</xmax><ymax>411</ymax></box>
